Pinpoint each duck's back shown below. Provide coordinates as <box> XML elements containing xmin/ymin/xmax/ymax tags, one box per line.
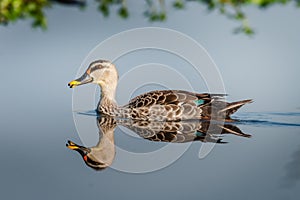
<box><xmin>119</xmin><ymin>90</ymin><xmax>244</xmax><ymax>121</ymax></box>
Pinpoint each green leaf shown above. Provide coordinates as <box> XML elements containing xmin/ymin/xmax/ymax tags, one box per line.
<box><xmin>173</xmin><ymin>0</ymin><xmax>185</xmax><ymax>9</ymax></box>
<box><xmin>118</xmin><ymin>6</ymin><xmax>129</xmax><ymax>18</ymax></box>
<box><xmin>99</xmin><ymin>3</ymin><xmax>109</xmax><ymax>17</ymax></box>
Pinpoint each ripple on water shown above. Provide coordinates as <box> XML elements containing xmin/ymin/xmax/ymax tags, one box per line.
<box><xmin>233</xmin><ymin>112</ymin><xmax>300</xmax><ymax>127</ymax></box>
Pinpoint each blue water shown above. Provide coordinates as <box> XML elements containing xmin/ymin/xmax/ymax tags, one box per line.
<box><xmin>1</xmin><ymin>97</ymin><xmax>300</xmax><ymax>200</ymax></box>
<box><xmin>58</xmin><ymin>111</ymin><xmax>300</xmax><ymax>199</ymax></box>
<box><xmin>234</xmin><ymin>112</ymin><xmax>300</xmax><ymax>127</ymax></box>
<box><xmin>1</xmin><ymin>82</ymin><xmax>300</xmax><ymax>200</ymax></box>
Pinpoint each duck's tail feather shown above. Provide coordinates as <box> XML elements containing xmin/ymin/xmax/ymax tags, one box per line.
<box><xmin>219</xmin><ymin>99</ymin><xmax>253</xmax><ymax>119</ymax></box>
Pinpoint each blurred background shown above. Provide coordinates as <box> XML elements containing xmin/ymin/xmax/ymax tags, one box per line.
<box><xmin>1</xmin><ymin>1</ymin><xmax>300</xmax><ymax>200</ymax></box>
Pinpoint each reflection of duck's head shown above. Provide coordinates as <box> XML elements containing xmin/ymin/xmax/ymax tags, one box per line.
<box><xmin>68</xmin><ymin>60</ymin><xmax>118</xmax><ymax>89</ymax></box>
<box><xmin>66</xmin><ymin>140</ymin><xmax>111</xmax><ymax>170</ymax></box>
<box><xmin>66</xmin><ymin>117</ymin><xmax>116</xmax><ymax>170</ymax></box>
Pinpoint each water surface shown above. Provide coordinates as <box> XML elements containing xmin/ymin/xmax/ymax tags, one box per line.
<box><xmin>2</xmin><ymin>107</ymin><xmax>299</xmax><ymax>199</ymax></box>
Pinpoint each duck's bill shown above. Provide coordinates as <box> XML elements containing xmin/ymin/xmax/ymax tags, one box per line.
<box><xmin>68</xmin><ymin>74</ymin><xmax>93</xmax><ymax>88</ymax></box>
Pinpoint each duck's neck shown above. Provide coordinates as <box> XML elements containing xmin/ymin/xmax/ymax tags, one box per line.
<box><xmin>97</xmin><ymin>82</ymin><xmax>118</xmax><ymax>115</ymax></box>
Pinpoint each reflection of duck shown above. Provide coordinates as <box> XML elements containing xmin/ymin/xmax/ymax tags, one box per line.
<box><xmin>68</xmin><ymin>60</ymin><xmax>252</xmax><ymax>121</ymax></box>
<box><xmin>67</xmin><ymin>116</ymin><xmax>251</xmax><ymax>170</ymax></box>
<box><xmin>118</xmin><ymin>119</ymin><xmax>251</xmax><ymax>143</ymax></box>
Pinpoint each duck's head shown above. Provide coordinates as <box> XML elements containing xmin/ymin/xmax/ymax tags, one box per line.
<box><xmin>66</xmin><ymin>140</ymin><xmax>109</xmax><ymax>170</ymax></box>
<box><xmin>68</xmin><ymin>60</ymin><xmax>118</xmax><ymax>88</ymax></box>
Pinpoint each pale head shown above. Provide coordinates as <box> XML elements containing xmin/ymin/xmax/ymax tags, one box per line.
<box><xmin>68</xmin><ymin>60</ymin><xmax>118</xmax><ymax>89</ymax></box>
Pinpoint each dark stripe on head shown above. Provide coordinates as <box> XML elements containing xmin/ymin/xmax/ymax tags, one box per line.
<box><xmin>90</xmin><ymin>59</ymin><xmax>110</xmax><ymax>65</ymax></box>
<box><xmin>88</xmin><ymin>60</ymin><xmax>111</xmax><ymax>73</ymax></box>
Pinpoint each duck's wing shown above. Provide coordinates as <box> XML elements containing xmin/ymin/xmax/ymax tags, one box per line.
<box><xmin>122</xmin><ymin>90</ymin><xmax>251</xmax><ymax>120</ymax></box>
<box><xmin>124</xmin><ymin>90</ymin><xmax>226</xmax><ymax>108</ymax></box>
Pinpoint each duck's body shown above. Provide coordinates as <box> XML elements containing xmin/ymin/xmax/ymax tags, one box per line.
<box><xmin>69</xmin><ymin>60</ymin><xmax>252</xmax><ymax>121</ymax></box>
<box><xmin>101</xmin><ymin>90</ymin><xmax>251</xmax><ymax>121</ymax></box>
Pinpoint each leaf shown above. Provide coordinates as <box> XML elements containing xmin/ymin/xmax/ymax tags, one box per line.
<box><xmin>173</xmin><ymin>0</ymin><xmax>184</xmax><ymax>9</ymax></box>
<box><xmin>99</xmin><ymin>3</ymin><xmax>109</xmax><ymax>17</ymax></box>
<box><xmin>118</xmin><ymin>6</ymin><xmax>129</xmax><ymax>18</ymax></box>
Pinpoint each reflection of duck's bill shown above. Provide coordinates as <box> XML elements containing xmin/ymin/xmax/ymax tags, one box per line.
<box><xmin>66</xmin><ymin>140</ymin><xmax>79</xmax><ymax>149</ymax></box>
<box><xmin>66</xmin><ymin>140</ymin><xmax>90</xmax><ymax>153</ymax></box>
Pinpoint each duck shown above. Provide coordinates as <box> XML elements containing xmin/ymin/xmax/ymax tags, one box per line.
<box><xmin>68</xmin><ymin>60</ymin><xmax>252</xmax><ymax>121</ymax></box>
<box><xmin>67</xmin><ymin>116</ymin><xmax>251</xmax><ymax>170</ymax></box>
